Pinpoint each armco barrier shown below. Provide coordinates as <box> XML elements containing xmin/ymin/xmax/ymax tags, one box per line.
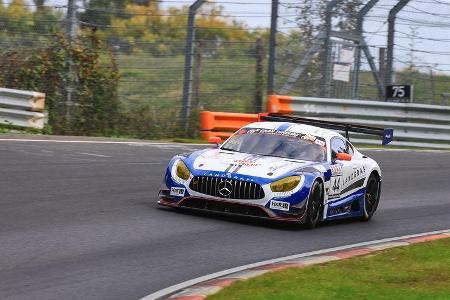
<box><xmin>200</xmin><ymin>111</ymin><xmax>259</xmax><ymax>141</ymax></box>
<box><xmin>266</xmin><ymin>95</ymin><xmax>450</xmax><ymax>149</ymax></box>
<box><xmin>0</xmin><ymin>88</ymin><xmax>46</xmax><ymax>129</ymax></box>
<box><xmin>200</xmin><ymin>95</ymin><xmax>450</xmax><ymax>149</ymax></box>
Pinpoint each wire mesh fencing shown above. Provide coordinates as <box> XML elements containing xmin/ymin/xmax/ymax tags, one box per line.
<box><xmin>1</xmin><ymin>0</ymin><xmax>450</xmax><ymax>139</ymax></box>
<box><xmin>0</xmin><ymin>0</ymin><xmax>270</xmax><ymax>138</ymax></box>
<box><xmin>274</xmin><ymin>0</ymin><xmax>450</xmax><ymax>105</ymax></box>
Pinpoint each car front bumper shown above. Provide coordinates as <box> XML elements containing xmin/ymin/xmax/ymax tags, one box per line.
<box><xmin>158</xmin><ymin>188</ymin><xmax>308</xmax><ymax>223</ymax></box>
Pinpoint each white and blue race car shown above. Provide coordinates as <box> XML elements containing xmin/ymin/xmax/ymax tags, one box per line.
<box><xmin>158</xmin><ymin>115</ymin><xmax>393</xmax><ymax>228</ymax></box>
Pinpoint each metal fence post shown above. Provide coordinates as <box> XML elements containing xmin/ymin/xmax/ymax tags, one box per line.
<box><xmin>385</xmin><ymin>0</ymin><xmax>411</xmax><ymax>89</ymax></box>
<box><xmin>319</xmin><ymin>0</ymin><xmax>343</xmax><ymax>98</ymax></box>
<box><xmin>65</xmin><ymin>0</ymin><xmax>77</xmax><ymax>124</ymax></box>
<box><xmin>255</xmin><ymin>38</ymin><xmax>264</xmax><ymax>112</ymax></box>
<box><xmin>351</xmin><ymin>0</ymin><xmax>379</xmax><ymax>99</ymax></box>
<box><xmin>181</xmin><ymin>0</ymin><xmax>207</xmax><ymax>132</ymax></box>
<box><xmin>192</xmin><ymin>40</ymin><xmax>203</xmax><ymax>108</ymax></box>
<box><xmin>379</xmin><ymin>48</ymin><xmax>386</xmax><ymax>78</ymax></box>
<box><xmin>267</xmin><ymin>0</ymin><xmax>278</xmax><ymax>95</ymax></box>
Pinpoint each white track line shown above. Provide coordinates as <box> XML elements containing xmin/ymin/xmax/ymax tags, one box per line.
<box><xmin>0</xmin><ymin>139</ymin><xmax>448</xmax><ymax>152</ymax></box>
<box><xmin>78</xmin><ymin>152</ymin><xmax>111</xmax><ymax>158</ymax></box>
<box><xmin>0</xmin><ymin>138</ymin><xmax>206</xmax><ymax>146</ymax></box>
<box><xmin>142</xmin><ymin>229</ymin><xmax>450</xmax><ymax>300</ymax></box>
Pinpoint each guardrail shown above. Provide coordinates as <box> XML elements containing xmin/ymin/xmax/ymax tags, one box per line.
<box><xmin>200</xmin><ymin>95</ymin><xmax>450</xmax><ymax>149</ymax></box>
<box><xmin>267</xmin><ymin>95</ymin><xmax>450</xmax><ymax>149</ymax></box>
<box><xmin>0</xmin><ymin>88</ymin><xmax>46</xmax><ymax>129</ymax></box>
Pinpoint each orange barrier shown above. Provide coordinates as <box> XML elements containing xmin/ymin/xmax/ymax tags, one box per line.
<box><xmin>266</xmin><ymin>94</ymin><xmax>293</xmax><ymax>114</ymax></box>
<box><xmin>200</xmin><ymin>111</ymin><xmax>260</xmax><ymax>141</ymax></box>
<box><xmin>200</xmin><ymin>94</ymin><xmax>292</xmax><ymax>141</ymax></box>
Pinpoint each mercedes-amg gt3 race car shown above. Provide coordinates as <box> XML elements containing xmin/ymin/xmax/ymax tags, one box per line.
<box><xmin>158</xmin><ymin>114</ymin><xmax>393</xmax><ymax>228</ymax></box>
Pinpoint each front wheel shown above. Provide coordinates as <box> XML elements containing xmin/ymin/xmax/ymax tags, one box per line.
<box><xmin>303</xmin><ymin>181</ymin><xmax>323</xmax><ymax>229</ymax></box>
<box><xmin>359</xmin><ymin>174</ymin><xmax>381</xmax><ymax>221</ymax></box>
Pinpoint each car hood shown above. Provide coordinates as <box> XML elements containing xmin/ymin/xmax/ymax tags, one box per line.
<box><xmin>190</xmin><ymin>149</ymin><xmax>319</xmax><ymax>179</ymax></box>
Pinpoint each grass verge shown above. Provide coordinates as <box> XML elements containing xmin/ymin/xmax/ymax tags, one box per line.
<box><xmin>209</xmin><ymin>238</ymin><xmax>450</xmax><ymax>300</ymax></box>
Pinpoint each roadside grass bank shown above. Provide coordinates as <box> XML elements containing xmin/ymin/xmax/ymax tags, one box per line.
<box><xmin>208</xmin><ymin>238</ymin><xmax>450</xmax><ymax>300</ymax></box>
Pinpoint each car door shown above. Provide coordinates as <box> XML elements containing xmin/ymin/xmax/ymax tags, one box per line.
<box><xmin>328</xmin><ymin>137</ymin><xmax>354</xmax><ymax>200</ymax></box>
<box><xmin>342</xmin><ymin>140</ymin><xmax>368</xmax><ymax>195</ymax></box>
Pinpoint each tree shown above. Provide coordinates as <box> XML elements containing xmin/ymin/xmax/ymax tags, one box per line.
<box><xmin>0</xmin><ymin>0</ymin><xmax>5</xmax><ymax>27</ymax></box>
<box><xmin>96</xmin><ymin>3</ymin><xmax>258</xmax><ymax>55</ymax></box>
<box><xmin>80</xmin><ymin>0</ymin><xmax>155</xmax><ymax>26</ymax></box>
<box><xmin>4</xmin><ymin>0</ymin><xmax>33</xmax><ymax>32</ymax></box>
<box><xmin>276</xmin><ymin>0</ymin><xmax>363</xmax><ymax>96</ymax></box>
<box><xmin>33</xmin><ymin>1</ymin><xmax>63</xmax><ymax>33</ymax></box>
<box><xmin>131</xmin><ymin>0</ymin><xmax>151</xmax><ymax>6</ymax></box>
<box><xmin>0</xmin><ymin>31</ymin><xmax>120</xmax><ymax>135</ymax></box>
<box><xmin>33</xmin><ymin>0</ymin><xmax>46</xmax><ymax>11</ymax></box>
<box><xmin>80</xmin><ymin>0</ymin><xmax>129</xmax><ymax>26</ymax></box>
<box><xmin>292</xmin><ymin>0</ymin><xmax>363</xmax><ymax>40</ymax></box>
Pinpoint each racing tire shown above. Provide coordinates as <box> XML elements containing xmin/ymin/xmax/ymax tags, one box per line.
<box><xmin>359</xmin><ymin>173</ymin><xmax>381</xmax><ymax>222</ymax></box>
<box><xmin>303</xmin><ymin>181</ymin><xmax>323</xmax><ymax>229</ymax></box>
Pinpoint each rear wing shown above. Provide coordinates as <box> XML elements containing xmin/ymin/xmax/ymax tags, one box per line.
<box><xmin>259</xmin><ymin>114</ymin><xmax>394</xmax><ymax>145</ymax></box>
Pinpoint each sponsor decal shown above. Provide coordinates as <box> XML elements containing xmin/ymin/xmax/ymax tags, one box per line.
<box><xmin>330</xmin><ymin>164</ymin><xmax>343</xmax><ymax>176</ymax></box>
<box><xmin>244</xmin><ymin>128</ymin><xmax>326</xmax><ymax>146</ymax></box>
<box><xmin>301</xmin><ymin>134</ymin><xmax>316</xmax><ymax>142</ymax></box>
<box><xmin>232</xmin><ymin>159</ymin><xmax>260</xmax><ymax>167</ymax></box>
<box><xmin>343</xmin><ymin>165</ymin><xmax>367</xmax><ymax>185</ymax></box>
<box><xmin>314</xmin><ymin>139</ymin><xmax>326</xmax><ymax>147</ymax></box>
<box><xmin>272</xmin><ymin>191</ymin><xmax>295</xmax><ymax>197</ymax></box>
<box><xmin>170</xmin><ymin>187</ymin><xmax>185</xmax><ymax>197</ymax></box>
<box><xmin>202</xmin><ymin>171</ymin><xmax>256</xmax><ymax>182</ymax></box>
<box><xmin>269</xmin><ymin>162</ymin><xmax>292</xmax><ymax>172</ymax></box>
<box><xmin>270</xmin><ymin>200</ymin><xmax>290</xmax><ymax>211</ymax></box>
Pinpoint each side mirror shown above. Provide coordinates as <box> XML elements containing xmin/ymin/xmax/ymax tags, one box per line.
<box><xmin>208</xmin><ymin>136</ymin><xmax>221</xmax><ymax>147</ymax></box>
<box><xmin>336</xmin><ymin>152</ymin><xmax>352</xmax><ymax>161</ymax></box>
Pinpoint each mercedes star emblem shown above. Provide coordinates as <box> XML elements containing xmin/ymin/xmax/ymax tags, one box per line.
<box><xmin>218</xmin><ymin>180</ymin><xmax>233</xmax><ymax>197</ymax></box>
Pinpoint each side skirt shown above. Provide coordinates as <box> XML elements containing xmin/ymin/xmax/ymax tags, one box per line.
<box><xmin>324</xmin><ymin>188</ymin><xmax>366</xmax><ymax>221</ymax></box>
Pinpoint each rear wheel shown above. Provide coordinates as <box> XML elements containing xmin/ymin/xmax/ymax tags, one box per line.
<box><xmin>303</xmin><ymin>181</ymin><xmax>323</xmax><ymax>229</ymax></box>
<box><xmin>360</xmin><ymin>174</ymin><xmax>381</xmax><ymax>221</ymax></box>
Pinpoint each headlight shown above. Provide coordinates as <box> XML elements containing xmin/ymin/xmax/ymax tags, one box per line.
<box><xmin>176</xmin><ymin>160</ymin><xmax>191</xmax><ymax>181</ymax></box>
<box><xmin>270</xmin><ymin>176</ymin><xmax>301</xmax><ymax>192</ymax></box>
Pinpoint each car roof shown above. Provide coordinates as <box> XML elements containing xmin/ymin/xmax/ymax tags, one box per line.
<box><xmin>242</xmin><ymin>121</ymin><xmax>344</xmax><ymax>141</ymax></box>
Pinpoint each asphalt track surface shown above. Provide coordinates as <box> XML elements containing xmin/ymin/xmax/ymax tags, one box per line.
<box><xmin>1</xmin><ymin>139</ymin><xmax>450</xmax><ymax>300</ymax></box>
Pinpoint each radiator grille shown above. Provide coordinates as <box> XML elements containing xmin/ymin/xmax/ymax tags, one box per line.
<box><xmin>189</xmin><ymin>176</ymin><xmax>265</xmax><ymax>200</ymax></box>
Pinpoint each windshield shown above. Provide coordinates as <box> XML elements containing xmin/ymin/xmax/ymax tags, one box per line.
<box><xmin>221</xmin><ymin>128</ymin><xmax>327</xmax><ymax>162</ymax></box>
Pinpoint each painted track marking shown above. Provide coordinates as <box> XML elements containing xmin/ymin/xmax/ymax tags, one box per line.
<box><xmin>0</xmin><ymin>138</ymin><xmax>448</xmax><ymax>152</ymax></box>
<box><xmin>142</xmin><ymin>229</ymin><xmax>450</xmax><ymax>300</ymax></box>
<box><xmin>0</xmin><ymin>138</ymin><xmax>205</xmax><ymax>146</ymax></box>
<box><xmin>78</xmin><ymin>152</ymin><xmax>111</xmax><ymax>158</ymax></box>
